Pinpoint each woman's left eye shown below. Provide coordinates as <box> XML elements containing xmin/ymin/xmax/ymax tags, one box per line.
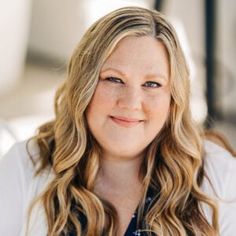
<box><xmin>143</xmin><ymin>81</ymin><xmax>161</xmax><ymax>88</ymax></box>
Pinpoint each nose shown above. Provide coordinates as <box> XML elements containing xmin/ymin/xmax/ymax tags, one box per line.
<box><xmin>116</xmin><ymin>86</ymin><xmax>143</xmax><ymax>110</ymax></box>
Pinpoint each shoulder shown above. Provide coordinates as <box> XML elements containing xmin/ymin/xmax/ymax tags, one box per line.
<box><xmin>0</xmin><ymin>140</ymin><xmax>37</xmax><ymax>234</ymax></box>
<box><xmin>0</xmin><ymin>139</ymin><xmax>38</xmax><ymax>182</ymax></box>
<box><xmin>0</xmin><ymin>139</ymin><xmax>54</xmax><ymax>235</ymax></box>
<box><xmin>201</xmin><ymin>140</ymin><xmax>236</xmax><ymax>235</ymax></box>
<box><xmin>0</xmin><ymin>138</ymin><xmax>54</xmax><ymax>197</ymax></box>
<box><xmin>202</xmin><ymin>139</ymin><xmax>236</xmax><ymax>200</ymax></box>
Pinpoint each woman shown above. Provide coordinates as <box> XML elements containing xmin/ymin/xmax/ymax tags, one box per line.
<box><xmin>0</xmin><ymin>6</ymin><xmax>235</xmax><ymax>236</ymax></box>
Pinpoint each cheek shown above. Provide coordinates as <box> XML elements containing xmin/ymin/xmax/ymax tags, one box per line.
<box><xmin>146</xmin><ymin>91</ymin><xmax>171</xmax><ymax>119</ymax></box>
<box><xmin>90</xmin><ymin>83</ymin><xmax>118</xmax><ymax>110</ymax></box>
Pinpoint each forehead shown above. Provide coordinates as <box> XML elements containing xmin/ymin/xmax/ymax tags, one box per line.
<box><xmin>101</xmin><ymin>35</ymin><xmax>170</xmax><ymax>78</ymax></box>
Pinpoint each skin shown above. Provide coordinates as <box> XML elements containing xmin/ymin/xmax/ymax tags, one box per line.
<box><xmin>86</xmin><ymin>35</ymin><xmax>171</xmax><ymax>235</ymax></box>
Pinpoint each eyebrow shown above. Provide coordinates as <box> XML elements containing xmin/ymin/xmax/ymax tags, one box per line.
<box><xmin>100</xmin><ymin>67</ymin><xmax>168</xmax><ymax>81</ymax></box>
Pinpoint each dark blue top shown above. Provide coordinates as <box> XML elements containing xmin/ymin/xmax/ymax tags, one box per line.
<box><xmin>68</xmin><ymin>188</ymin><xmax>155</xmax><ymax>236</ymax></box>
<box><xmin>123</xmin><ymin>194</ymin><xmax>154</xmax><ymax>236</ymax></box>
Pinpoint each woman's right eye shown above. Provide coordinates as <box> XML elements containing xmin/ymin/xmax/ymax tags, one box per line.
<box><xmin>105</xmin><ymin>77</ymin><xmax>123</xmax><ymax>84</ymax></box>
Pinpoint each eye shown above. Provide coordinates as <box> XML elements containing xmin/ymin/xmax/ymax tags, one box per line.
<box><xmin>105</xmin><ymin>77</ymin><xmax>123</xmax><ymax>84</ymax></box>
<box><xmin>143</xmin><ymin>81</ymin><xmax>161</xmax><ymax>88</ymax></box>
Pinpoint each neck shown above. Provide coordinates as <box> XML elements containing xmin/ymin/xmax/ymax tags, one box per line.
<box><xmin>94</xmin><ymin>152</ymin><xmax>145</xmax><ymax>193</ymax></box>
<box><xmin>94</xmin><ymin>152</ymin><xmax>146</xmax><ymax>230</ymax></box>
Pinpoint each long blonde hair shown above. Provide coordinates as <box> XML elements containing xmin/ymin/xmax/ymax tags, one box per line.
<box><xmin>28</xmin><ymin>7</ymin><xmax>219</xmax><ymax>235</ymax></box>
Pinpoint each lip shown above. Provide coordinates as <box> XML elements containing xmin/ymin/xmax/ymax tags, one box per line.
<box><xmin>109</xmin><ymin>115</ymin><xmax>143</xmax><ymax>127</ymax></box>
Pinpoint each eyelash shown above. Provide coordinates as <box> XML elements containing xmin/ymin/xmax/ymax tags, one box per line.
<box><xmin>105</xmin><ymin>77</ymin><xmax>123</xmax><ymax>84</ymax></box>
<box><xmin>104</xmin><ymin>77</ymin><xmax>162</xmax><ymax>88</ymax></box>
<box><xmin>143</xmin><ymin>81</ymin><xmax>161</xmax><ymax>88</ymax></box>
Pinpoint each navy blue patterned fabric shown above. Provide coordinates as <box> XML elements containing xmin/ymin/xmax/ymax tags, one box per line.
<box><xmin>124</xmin><ymin>190</ymin><xmax>155</xmax><ymax>236</ymax></box>
<box><xmin>67</xmin><ymin>188</ymin><xmax>156</xmax><ymax>236</ymax></box>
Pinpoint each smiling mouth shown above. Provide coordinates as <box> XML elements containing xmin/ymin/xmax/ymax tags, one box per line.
<box><xmin>109</xmin><ymin>116</ymin><xmax>143</xmax><ymax>127</ymax></box>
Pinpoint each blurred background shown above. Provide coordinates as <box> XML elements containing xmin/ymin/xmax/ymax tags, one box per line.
<box><xmin>0</xmin><ymin>0</ymin><xmax>235</xmax><ymax>156</ymax></box>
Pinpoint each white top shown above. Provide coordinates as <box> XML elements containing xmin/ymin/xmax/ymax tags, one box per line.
<box><xmin>0</xmin><ymin>140</ymin><xmax>236</xmax><ymax>236</ymax></box>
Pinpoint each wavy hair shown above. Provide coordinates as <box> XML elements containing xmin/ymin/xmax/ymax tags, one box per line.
<box><xmin>28</xmin><ymin>6</ymin><xmax>219</xmax><ymax>236</ymax></box>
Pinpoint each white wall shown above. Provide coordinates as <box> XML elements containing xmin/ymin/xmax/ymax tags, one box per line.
<box><xmin>0</xmin><ymin>0</ymin><xmax>31</xmax><ymax>96</ymax></box>
<box><xmin>28</xmin><ymin>0</ymin><xmax>153</xmax><ymax>61</ymax></box>
<box><xmin>28</xmin><ymin>0</ymin><xmax>87</xmax><ymax>60</ymax></box>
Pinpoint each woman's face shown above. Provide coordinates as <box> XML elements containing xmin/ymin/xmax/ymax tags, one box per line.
<box><xmin>86</xmin><ymin>36</ymin><xmax>171</xmax><ymax>160</ymax></box>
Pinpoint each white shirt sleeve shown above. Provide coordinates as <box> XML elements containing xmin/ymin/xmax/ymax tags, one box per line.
<box><xmin>0</xmin><ymin>141</ymin><xmax>36</xmax><ymax>236</ymax></box>
<box><xmin>202</xmin><ymin>140</ymin><xmax>236</xmax><ymax>236</ymax></box>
